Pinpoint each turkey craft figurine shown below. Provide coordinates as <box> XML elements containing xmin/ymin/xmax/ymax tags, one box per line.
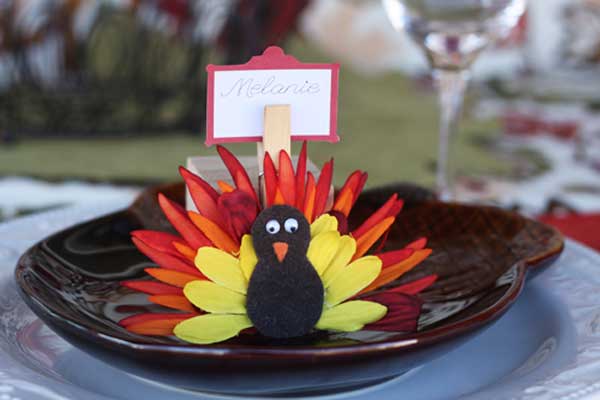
<box><xmin>119</xmin><ymin>47</ymin><xmax>435</xmax><ymax>344</ymax></box>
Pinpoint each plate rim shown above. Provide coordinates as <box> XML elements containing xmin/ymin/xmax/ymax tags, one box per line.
<box><xmin>14</xmin><ymin>193</ymin><xmax>564</xmax><ymax>362</ymax></box>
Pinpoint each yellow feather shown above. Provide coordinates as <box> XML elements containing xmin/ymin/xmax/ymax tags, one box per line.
<box><xmin>184</xmin><ymin>280</ymin><xmax>246</xmax><ymax>314</ymax></box>
<box><xmin>174</xmin><ymin>314</ymin><xmax>253</xmax><ymax>344</ymax></box>
<box><xmin>239</xmin><ymin>234</ymin><xmax>257</xmax><ymax>281</ymax></box>
<box><xmin>195</xmin><ymin>247</ymin><xmax>247</xmax><ymax>294</ymax></box>
<box><xmin>307</xmin><ymin>230</ymin><xmax>340</xmax><ymax>276</ymax></box>
<box><xmin>325</xmin><ymin>256</ymin><xmax>382</xmax><ymax>306</ymax></box>
<box><xmin>316</xmin><ymin>300</ymin><xmax>387</xmax><ymax>332</ymax></box>
<box><xmin>310</xmin><ymin>214</ymin><xmax>338</xmax><ymax>238</ymax></box>
<box><xmin>322</xmin><ymin>235</ymin><xmax>356</xmax><ymax>288</ymax></box>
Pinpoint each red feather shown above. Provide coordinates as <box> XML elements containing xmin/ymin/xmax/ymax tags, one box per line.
<box><xmin>131</xmin><ymin>230</ymin><xmax>186</xmax><ymax>260</ymax></box>
<box><xmin>372</xmin><ymin>228</ymin><xmax>391</xmax><ymax>253</ymax></box>
<box><xmin>180</xmin><ymin>172</ymin><xmax>225</xmax><ymax>229</ymax></box>
<box><xmin>157</xmin><ymin>193</ymin><xmax>210</xmax><ymax>249</ymax></box>
<box><xmin>132</xmin><ymin>237</ymin><xmax>201</xmax><ymax>276</ymax></box>
<box><xmin>339</xmin><ymin>170</ymin><xmax>362</xmax><ymax>199</ymax></box>
<box><xmin>263</xmin><ymin>152</ymin><xmax>278</xmax><ymax>207</ymax></box>
<box><xmin>407</xmin><ymin>237</ymin><xmax>428</xmax><ymax>250</ymax></box>
<box><xmin>278</xmin><ymin>150</ymin><xmax>296</xmax><ymax>205</ymax></box>
<box><xmin>295</xmin><ymin>141</ymin><xmax>307</xmax><ymax>208</ymax></box>
<box><xmin>313</xmin><ymin>159</ymin><xmax>333</xmax><ymax>218</ymax></box>
<box><xmin>389</xmin><ymin>199</ymin><xmax>404</xmax><ymax>216</ymax></box>
<box><xmin>352</xmin><ymin>194</ymin><xmax>398</xmax><ymax>239</ymax></box>
<box><xmin>217</xmin><ymin>190</ymin><xmax>258</xmax><ymax>239</ymax></box>
<box><xmin>328</xmin><ymin>210</ymin><xmax>349</xmax><ymax>235</ymax></box>
<box><xmin>179</xmin><ymin>166</ymin><xmax>219</xmax><ymax>202</ymax></box>
<box><xmin>387</xmin><ymin>274</ymin><xmax>438</xmax><ymax>295</ymax></box>
<box><xmin>217</xmin><ymin>145</ymin><xmax>258</xmax><ymax>203</ymax></box>
<box><xmin>354</xmin><ymin>172</ymin><xmax>368</xmax><ymax>206</ymax></box>
<box><xmin>121</xmin><ymin>281</ymin><xmax>183</xmax><ymax>296</ymax></box>
<box><xmin>364</xmin><ymin>292</ymin><xmax>423</xmax><ymax>332</ymax></box>
<box><xmin>377</xmin><ymin>248</ymin><xmax>415</xmax><ymax>268</ymax></box>
<box><xmin>119</xmin><ymin>312</ymin><xmax>196</xmax><ymax>327</ymax></box>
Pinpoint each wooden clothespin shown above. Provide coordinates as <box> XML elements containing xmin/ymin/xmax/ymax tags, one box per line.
<box><xmin>256</xmin><ymin>104</ymin><xmax>333</xmax><ymax>210</ymax></box>
<box><xmin>258</xmin><ymin>104</ymin><xmax>291</xmax><ymax>168</ymax></box>
<box><xmin>257</xmin><ymin>105</ymin><xmax>291</xmax><ymax>204</ymax></box>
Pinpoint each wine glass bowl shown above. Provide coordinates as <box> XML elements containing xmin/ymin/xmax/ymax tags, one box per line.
<box><xmin>383</xmin><ymin>0</ymin><xmax>526</xmax><ymax>70</ymax></box>
<box><xmin>382</xmin><ymin>0</ymin><xmax>526</xmax><ymax>199</ymax></box>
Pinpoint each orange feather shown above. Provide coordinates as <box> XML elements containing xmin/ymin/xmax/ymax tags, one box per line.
<box><xmin>360</xmin><ymin>249</ymin><xmax>432</xmax><ymax>294</ymax></box>
<box><xmin>353</xmin><ymin>216</ymin><xmax>396</xmax><ymax>260</ymax></box>
<box><xmin>332</xmin><ymin>186</ymin><xmax>354</xmax><ymax>217</ymax></box>
<box><xmin>278</xmin><ymin>150</ymin><xmax>296</xmax><ymax>205</ymax></box>
<box><xmin>188</xmin><ymin>211</ymin><xmax>240</xmax><ymax>253</ymax></box>
<box><xmin>172</xmin><ymin>241</ymin><xmax>196</xmax><ymax>261</ymax></box>
<box><xmin>126</xmin><ymin>318</ymin><xmax>189</xmax><ymax>336</ymax></box>
<box><xmin>338</xmin><ymin>170</ymin><xmax>364</xmax><ymax>209</ymax></box>
<box><xmin>303</xmin><ymin>172</ymin><xmax>316</xmax><ymax>222</ymax></box>
<box><xmin>144</xmin><ymin>268</ymin><xmax>201</xmax><ymax>288</ymax></box>
<box><xmin>149</xmin><ymin>295</ymin><xmax>196</xmax><ymax>312</ymax></box>
<box><xmin>273</xmin><ymin>188</ymin><xmax>286</xmax><ymax>205</ymax></box>
<box><xmin>217</xmin><ymin>180</ymin><xmax>235</xmax><ymax>193</ymax></box>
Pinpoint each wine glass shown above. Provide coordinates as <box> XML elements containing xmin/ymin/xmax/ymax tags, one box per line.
<box><xmin>382</xmin><ymin>0</ymin><xmax>526</xmax><ymax>200</ymax></box>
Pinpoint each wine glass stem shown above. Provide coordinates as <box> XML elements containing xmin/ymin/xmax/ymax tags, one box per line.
<box><xmin>434</xmin><ymin>68</ymin><xmax>469</xmax><ymax>201</ymax></box>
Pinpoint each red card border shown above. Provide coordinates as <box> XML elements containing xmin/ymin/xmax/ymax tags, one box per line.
<box><xmin>205</xmin><ymin>46</ymin><xmax>340</xmax><ymax>146</ymax></box>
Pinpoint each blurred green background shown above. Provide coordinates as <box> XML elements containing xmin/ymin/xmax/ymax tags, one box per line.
<box><xmin>0</xmin><ymin>38</ymin><xmax>504</xmax><ymax>189</ymax></box>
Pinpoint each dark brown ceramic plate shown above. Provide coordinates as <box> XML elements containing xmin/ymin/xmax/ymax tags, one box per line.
<box><xmin>15</xmin><ymin>183</ymin><xmax>564</xmax><ymax>395</ymax></box>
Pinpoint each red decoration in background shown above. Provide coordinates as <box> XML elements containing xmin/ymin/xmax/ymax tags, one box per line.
<box><xmin>502</xmin><ymin>111</ymin><xmax>579</xmax><ymax>140</ymax></box>
<box><xmin>496</xmin><ymin>12</ymin><xmax>528</xmax><ymax>48</ymax></box>
<box><xmin>262</xmin><ymin>0</ymin><xmax>311</xmax><ymax>45</ymax></box>
<box><xmin>218</xmin><ymin>0</ymin><xmax>311</xmax><ymax>64</ymax></box>
<box><xmin>157</xmin><ymin>0</ymin><xmax>191</xmax><ymax>33</ymax></box>
<box><xmin>539</xmin><ymin>213</ymin><xmax>600</xmax><ymax>251</ymax></box>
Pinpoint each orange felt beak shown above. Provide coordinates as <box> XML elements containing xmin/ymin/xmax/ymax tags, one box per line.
<box><xmin>272</xmin><ymin>242</ymin><xmax>289</xmax><ymax>263</ymax></box>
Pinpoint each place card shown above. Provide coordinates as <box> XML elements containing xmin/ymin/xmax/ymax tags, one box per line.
<box><xmin>205</xmin><ymin>46</ymin><xmax>339</xmax><ymax>145</ymax></box>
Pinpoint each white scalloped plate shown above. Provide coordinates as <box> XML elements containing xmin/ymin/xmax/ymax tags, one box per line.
<box><xmin>1</xmin><ymin>201</ymin><xmax>599</xmax><ymax>400</ymax></box>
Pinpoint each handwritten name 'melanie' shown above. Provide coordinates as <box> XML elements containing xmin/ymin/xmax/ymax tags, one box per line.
<box><xmin>220</xmin><ymin>76</ymin><xmax>320</xmax><ymax>98</ymax></box>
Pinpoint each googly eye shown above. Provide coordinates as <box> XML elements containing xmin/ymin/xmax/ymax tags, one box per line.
<box><xmin>284</xmin><ymin>218</ymin><xmax>299</xmax><ymax>233</ymax></box>
<box><xmin>265</xmin><ymin>220</ymin><xmax>280</xmax><ymax>234</ymax></box>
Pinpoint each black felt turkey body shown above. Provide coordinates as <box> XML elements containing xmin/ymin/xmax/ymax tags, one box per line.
<box><xmin>246</xmin><ymin>205</ymin><xmax>324</xmax><ymax>338</ymax></box>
